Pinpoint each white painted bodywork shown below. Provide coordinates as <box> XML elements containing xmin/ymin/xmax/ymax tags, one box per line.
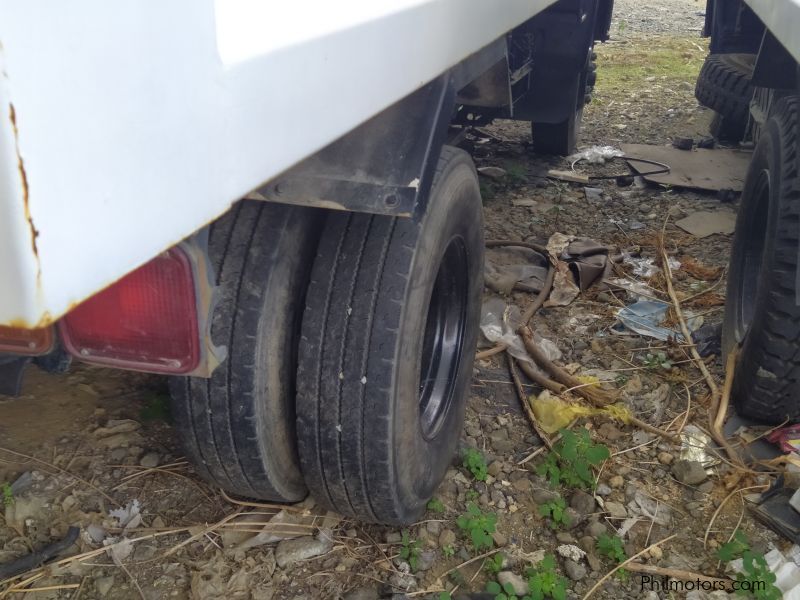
<box><xmin>0</xmin><ymin>0</ymin><xmax>559</xmax><ymax>328</ymax></box>
<box><xmin>745</xmin><ymin>0</ymin><xmax>800</xmax><ymax>63</ymax></box>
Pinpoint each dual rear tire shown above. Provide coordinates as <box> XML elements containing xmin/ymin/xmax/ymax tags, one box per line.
<box><xmin>171</xmin><ymin>147</ymin><xmax>484</xmax><ymax>524</ymax></box>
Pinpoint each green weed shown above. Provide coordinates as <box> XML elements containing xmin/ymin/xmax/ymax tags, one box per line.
<box><xmin>485</xmin><ymin>552</ymin><xmax>505</xmax><ymax>575</ymax></box>
<box><xmin>456</xmin><ymin>502</ymin><xmax>497</xmax><ymax>552</ymax></box>
<box><xmin>596</xmin><ymin>533</ymin><xmax>628</xmax><ymax>580</ymax></box>
<box><xmin>537</xmin><ymin>428</ymin><xmax>609</xmax><ymax>490</ymax></box>
<box><xmin>463</xmin><ymin>448</ymin><xmax>488</xmax><ymax>482</ymax></box>
<box><xmin>427</xmin><ymin>497</ymin><xmax>445</xmax><ymax>513</ymax></box>
<box><xmin>538</xmin><ymin>496</ymin><xmax>571</xmax><ymax>529</ymax></box>
<box><xmin>718</xmin><ymin>531</ymin><xmax>781</xmax><ymax>600</ymax></box>
<box><xmin>399</xmin><ymin>530</ymin><xmax>421</xmax><ymax>572</ymax></box>
<box><xmin>2</xmin><ymin>483</ymin><xmax>13</xmax><ymax>507</ymax></box>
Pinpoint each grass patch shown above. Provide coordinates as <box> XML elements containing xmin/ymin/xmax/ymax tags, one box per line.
<box><xmin>593</xmin><ymin>36</ymin><xmax>708</xmax><ymax>100</ymax></box>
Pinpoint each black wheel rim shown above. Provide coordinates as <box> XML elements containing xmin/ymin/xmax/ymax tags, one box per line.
<box><xmin>418</xmin><ymin>238</ymin><xmax>469</xmax><ymax>441</ymax></box>
<box><xmin>735</xmin><ymin>169</ymin><xmax>770</xmax><ymax>339</ymax></box>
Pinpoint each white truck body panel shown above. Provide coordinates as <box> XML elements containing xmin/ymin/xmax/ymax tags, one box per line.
<box><xmin>745</xmin><ymin>0</ymin><xmax>800</xmax><ymax>63</ymax></box>
<box><xmin>0</xmin><ymin>0</ymin><xmax>557</xmax><ymax>328</ymax></box>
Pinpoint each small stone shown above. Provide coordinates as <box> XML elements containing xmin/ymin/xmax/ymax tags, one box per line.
<box><xmin>426</xmin><ymin>521</ymin><xmax>441</xmax><ymax>536</ymax></box>
<box><xmin>513</xmin><ymin>479</ymin><xmax>532</xmax><ymax>493</ymax></box>
<box><xmin>585</xmin><ymin>521</ymin><xmax>607</xmax><ymax>539</ymax></box>
<box><xmin>671</xmin><ymin>460</ymin><xmax>708</xmax><ymax>486</ymax></box>
<box><xmin>649</xmin><ymin>546</ymin><xmax>663</xmax><ymax>560</ymax></box>
<box><xmin>416</xmin><ymin>550</ymin><xmax>436</xmax><ymax>571</ymax></box>
<box><xmin>492</xmin><ymin>531</ymin><xmax>508</xmax><ymax>547</ymax></box>
<box><xmin>698</xmin><ymin>481</ymin><xmax>714</xmax><ymax>494</ymax></box>
<box><xmin>275</xmin><ymin>536</ymin><xmax>332</xmax><ymax>568</ymax></box>
<box><xmin>578</xmin><ymin>536</ymin><xmax>595</xmax><ymax>554</ymax></box>
<box><xmin>595</xmin><ymin>483</ymin><xmax>612</xmax><ymax>496</ymax></box>
<box><xmin>139</xmin><ymin>452</ymin><xmax>160</xmax><ymax>468</ymax></box>
<box><xmin>672</xmin><ymin>136</ymin><xmax>694</xmax><ymax>150</ymax></box>
<box><xmin>497</xmin><ymin>572</ymin><xmax>528</xmax><ymax>596</ymax></box>
<box><xmin>556</xmin><ymin>532</ymin><xmax>576</xmax><ymax>544</ymax></box>
<box><xmin>570</xmin><ymin>491</ymin><xmax>596</xmax><ymax>516</ymax></box>
<box><xmin>478</xmin><ymin>166</ymin><xmax>508</xmax><ymax>180</ymax></box>
<box><xmin>95</xmin><ymin>576</ymin><xmax>115</xmax><ymax>596</ymax></box>
<box><xmin>564</xmin><ymin>559</ymin><xmax>587</xmax><ymax>581</ymax></box>
<box><xmin>439</xmin><ymin>529</ymin><xmax>456</xmax><ymax>548</ymax></box>
<box><xmin>657</xmin><ymin>452</ymin><xmax>674</xmax><ymax>465</ymax></box>
<box><xmin>604</xmin><ymin>501</ymin><xmax>627</xmax><ymax>519</ymax></box>
<box><xmin>532</xmin><ymin>489</ymin><xmax>560</xmax><ymax>504</ymax></box>
<box><xmin>342</xmin><ymin>586</ymin><xmax>379</xmax><ymax>600</ymax></box>
<box><xmin>598</xmin><ymin>423</ymin><xmax>623</xmax><ymax>441</ymax></box>
<box><xmin>586</xmin><ymin>552</ymin><xmax>602</xmax><ymax>572</ymax></box>
<box><xmin>385</xmin><ymin>532</ymin><xmax>402</xmax><ymax>544</ymax></box>
<box><xmin>608</xmin><ymin>475</ymin><xmax>624</xmax><ymax>489</ymax></box>
<box><xmin>487</xmin><ymin>461</ymin><xmax>503</xmax><ymax>477</ymax></box>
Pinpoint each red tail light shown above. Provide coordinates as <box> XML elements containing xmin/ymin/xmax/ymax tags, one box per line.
<box><xmin>60</xmin><ymin>247</ymin><xmax>200</xmax><ymax>374</ymax></box>
<box><xmin>0</xmin><ymin>325</ymin><xmax>54</xmax><ymax>355</ymax></box>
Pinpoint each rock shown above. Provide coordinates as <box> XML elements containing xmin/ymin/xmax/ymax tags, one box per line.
<box><xmin>492</xmin><ymin>531</ymin><xmax>507</xmax><ymax>547</ymax></box>
<box><xmin>598</xmin><ymin>423</ymin><xmax>623</xmax><ymax>441</ymax></box>
<box><xmin>275</xmin><ymin>536</ymin><xmax>331</xmax><ymax>568</ymax></box>
<box><xmin>608</xmin><ymin>475</ymin><xmax>624</xmax><ymax>488</ymax></box>
<box><xmin>4</xmin><ymin>496</ymin><xmax>45</xmax><ymax>532</ymax></box>
<box><xmin>342</xmin><ymin>586</ymin><xmax>379</xmax><ymax>600</ymax></box>
<box><xmin>95</xmin><ymin>576</ymin><xmax>115</xmax><ymax>596</ymax></box>
<box><xmin>139</xmin><ymin>452</ymin><xmax>160</xmax><ymax>468</ymax></box>
<box><xmin>671</xmin><ymin>460</ymin><xmax>708</xmax><ymax>486</ymax></box>
<box><xmin>96</xmin><ymin>431</ymin><xmax>144</xmax><ymax>448</ymax></box>
<box><xmin>513</xmin><ymin>479</ymin><xmax>532</xmax><ymax>493</ymax></box>
<box><xmin>672</xmin><ymin>136</ymin><xmax>694</xmax><ymax>150</ymax></box>
<box><xmin>595</xmin><ymin>483</ymin><xmax>612</xmax><ymax>496</ymax></box>
<box><xmin>556</xmin><ymin>532</ymin><xmax>576</xmax><ymax>544</ymax></box>
<box><xmin>439</xmin><ymin>529</ymin><xmax>456</xmax><ymax>548</ymax></box>
<box><xmin>532</xmin><ymin>489</ymin><xmax>560</xmax><ymax>504</ymax></box>
<box><xmin>564</xmin><ymin>508</ymin><xmax>581</xmax><ymax>529</ymax></box>
<box><xmin>386</xmin><ymin>532</ymin><xmax>402</xmax><ymax>544</ymax></box>
<box><xmin>426</xmin><ymin>520</ymin><xmax>441</xmax><ymax>536</ymax></box>
<box><xmin>697</xmin><ymin>481</ymin><xmax>714</xmax><ymax>494</ymax></box>
<box><xmin>686</xmin><ymin>592</ymin><xmax>712</xmax><ymax>600</ymax></box>
<box><xmin>649</xmin><ymin>546</ymin><xmax>663</xmax><ymax>560</ymax></box>
<box><xmin>586</xmin><ymin>552</ymin><xmax>602</xmax><ymax>572</ymax></box>
<box><xmin>578</xmin><ymin>536</ymin><xmax>595</xmax><ymax>554</ymax></box>
<box><xmin>93</xmin><ymin>419</ymin><xmax>141</xmax><ymax>437</ymax></box>
<box><xmin>478</xmin><ymin>166</ymin><xmax>507</xmax><ymax>180</ymax></box>
<box><xmin>417</xmin><ymin>550</ymin><xmax>436</xmax><ymax>572</ymax></box>
<box><xmin>585</xmin><ymin>521</ymin><xmax>607</xmax><ymax>539</ymax></box>
<box><xmin>497</xmin><ymin>571</ymin><xmax>528</xmax><ymax>596</ymax></box>
<box><xmin>603</xmin><ymin>501</ymin><xmax>627</xmax><ymax>519</ymax></box>
<box><xmin>557</xmin><ymin>544</ymin><xmax>585</xmax><ymax>562</ymax></box>
<box><xmin>564</xmin><ymin>559</ymin><xmax>587</xmax><ymax>581</ymax></box>
<box><xmin>570</xmin><ymin>491</ymin><xmax>596</xmax><ymax>516</ymax></box>
<box><xmin>657</xmin><ymin>452</ymin><xmax>674</xmax><ymax>465</ymax></box>
<box><xmin>487</xmin><ymin>461</ymin><xmax>503</xmax><ymax>477</ymax></box>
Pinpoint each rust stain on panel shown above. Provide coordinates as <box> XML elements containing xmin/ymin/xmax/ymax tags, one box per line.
<box><xmin>8</xmin><ymin>103</ymin><xmax>41</xmax><ymax>275</ymax></box>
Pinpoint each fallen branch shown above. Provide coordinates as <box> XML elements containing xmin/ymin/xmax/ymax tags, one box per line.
<box><xmin>507</xmin><ymin>353</ymin><xmax>552</xmax><ymax>450</ymax></box>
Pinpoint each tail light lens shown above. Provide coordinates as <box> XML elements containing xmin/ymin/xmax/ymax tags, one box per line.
<box><xmin>60</xmin><ymin>247</ymin><xmax>200</xmax><ymax>374</ymax></box>
<box><xmin>0</xmin><ymin>325</ymin><xmax>54</xmax><ymax>355</ymax></box>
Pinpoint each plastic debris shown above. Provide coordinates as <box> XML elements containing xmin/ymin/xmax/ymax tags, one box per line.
<box><xmin>479</xmin><ymin>298</ymin><xmax>561</xmax><ymax>369</ymax></box>
<box><xmin>767</xmin><ymin>425</ymin><xmax>800</xmax><ymax>454</ymax></box>
<box><xmin>109</xmin><ymin>499</ymin><xmax>141</xmax><ymax>531</ymax></box>
<box><xmin>678</xmin><ymin>425</ymin><xmax>717</xmax><ymax>469</ymax></box>
<box><xmin>568</xmin><ymin>145</ymin><xmax>625</xmax><ymax>166</ymax></box>
<box><xmin>622</xmin><ymin>252</ymin><xmax>680</xmax><ymax>278</ymax></box>
<box><xmin>531</xmin><ymin>391</ymin><xmax>633</xmax><ymax>434</ymax></box>
<box><xmin>615</xmin><ymin>300</ymin><xmax>702</xmax><ymax>342</ymax></box>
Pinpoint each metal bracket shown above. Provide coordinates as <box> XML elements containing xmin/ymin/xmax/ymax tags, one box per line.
<box><xmin>252</xmin><ymin>75</ymin><xmax>455</xmax><ymax>219</ymax></box>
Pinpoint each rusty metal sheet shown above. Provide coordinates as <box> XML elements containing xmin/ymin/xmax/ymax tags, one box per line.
<box><xmin>621</xmin><ymin>143</ymin><xmax>752</xmax><ymax>192</ymax></box>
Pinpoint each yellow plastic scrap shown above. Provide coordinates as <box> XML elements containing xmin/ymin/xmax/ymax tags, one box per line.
<box><xmin>530</xmin><ymin>391</ymin><xmax>634</xmax><ymax>434</ymax></box>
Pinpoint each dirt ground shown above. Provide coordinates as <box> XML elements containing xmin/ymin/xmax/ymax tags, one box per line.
<box><xmin>0</xmin><ymin>1</ymin><xmax>785</xmax><ymax>599</ymax></box>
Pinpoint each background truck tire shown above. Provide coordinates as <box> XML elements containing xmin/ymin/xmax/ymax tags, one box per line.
<box><xmin>695</xmin><ymin>53</ymin><xmax>756</xmax><ymax>141</ymax></box>
<box><xmin>296</xmin><ymin>146</ymin><xmax>484</xmax><ymax>525</ymax></box>
<box><xmin>170</xmin><ymin>201</ymin><xmax>322</xmax><ymax>501</ymax></box>
<box><xmin>723</xmin><ymin>97</ymin><xmax>800</xmax><ymax>423</ymax></box>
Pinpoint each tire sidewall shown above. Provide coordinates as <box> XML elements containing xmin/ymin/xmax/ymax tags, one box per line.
<box><xmin>392</xmin><ymin>152</ymin><xmax>484</xmax><ymax>516</ymax></box>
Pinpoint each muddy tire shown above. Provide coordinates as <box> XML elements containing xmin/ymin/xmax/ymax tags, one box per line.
<box><xmin>296</xmin><ymin>146</ymin><xmax>483</xmax><ymax>525</ymax></box>
<box><xmin>723</xmin><ymin>97</ymin><xmax>800</xmax><ymax>423</ymax></box>
<box><xmin>696</xmin><ymin>53</ymin><xmax>756</xmax><ymax>141</ymax></box>
<box><xmin>170</xmin><ymin>201</ymin><xmax>322</xmax><ymax>501</ymax></box>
